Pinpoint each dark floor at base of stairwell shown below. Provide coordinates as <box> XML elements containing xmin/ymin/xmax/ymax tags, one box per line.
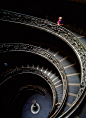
<box><xmin>21</xmin><ymin>92</ymin><xmax>53</xmax><ymax>118</ymax></box>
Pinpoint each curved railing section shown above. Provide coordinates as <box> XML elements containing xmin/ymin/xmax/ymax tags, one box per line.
<box><xmin>0</xmin><ymin>9</ymin><xmax>86</xmax><ymax>117</ymax></box>
<box><xmin>0</xmin><ymin>67</ymin><xmax>56</xmax><ymax>116</ymax></box>
<box><xmin>8</xmin><ymin>85</ymin><xmax>45</xmax><ymax>115</ymax></box>
<box><xmin>0</xmin><ymin>43</ymin><xmax>67</xmax><ymax>117</ymax></box>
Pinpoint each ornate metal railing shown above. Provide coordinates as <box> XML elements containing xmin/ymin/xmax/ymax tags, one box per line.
<box><xmin>0</xmin><ymin>67</ymin><xmax>56</xmax><ymax>116</ymax></box>
<box><xmin>8</xmin><ymin>85</ymin><xmax>45</xmax><ymax>115</ymax></box>
<box><xmin>0</xmin><ymin>43</ymin><xmax>67</xmax><ymax>117</ymax></box>
<box><xmin>0</xmin><ymin>9</ymin><xmax>86</xmax><ymax>117</ymax></box>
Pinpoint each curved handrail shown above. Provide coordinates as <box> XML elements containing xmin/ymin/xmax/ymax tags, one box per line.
<box><xmin>0</xmin><ymin>67</ymin><xmax>56</xmax><ymax>116</ymax></box>
<box><xmin>0</xmin><ymin>44</ymin><xmax>67</xmax><ymax>117</ymax></box>
<box><xmin>8</xmin><ymin>85</ymin><xmax>45</xmax><ymax>114</ymax></box>
<box><xmin>0</xmin><ymin>9</ymin><xmax>86</xmax><ymax>117</ymax></box>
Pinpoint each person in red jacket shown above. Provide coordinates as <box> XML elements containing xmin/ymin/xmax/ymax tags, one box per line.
<box><xmin>57</xmin><ymin>17</ymin><xmax>63</xmax><ymax>25</ymax></box>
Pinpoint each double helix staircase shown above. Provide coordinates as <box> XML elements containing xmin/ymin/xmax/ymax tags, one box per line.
<box><xmin>0</xmin><ymin>9</ymin><xmax>86</xmax><ymax>118</ymax></box>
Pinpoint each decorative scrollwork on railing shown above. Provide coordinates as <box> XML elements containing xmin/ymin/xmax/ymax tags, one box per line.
<box><xmin>0</xmin><ymin>9</ymin><xmax>86</xmax><ymax>117</ymax></box>
<box><xmin>0</xmin><ymin>67</ymin><xmax>56</xmax><ymax>116</ymax></box>
<box><xmin>0</xmin><ymin>43</ymin><xmax>67</xmax><ymax>117</ymax></box>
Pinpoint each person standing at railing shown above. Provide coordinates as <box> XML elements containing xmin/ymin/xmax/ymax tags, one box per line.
<box><xmin>57</xmin><ymin>17</ymin><xmax>63</xmax><ymax>26</ymax></box>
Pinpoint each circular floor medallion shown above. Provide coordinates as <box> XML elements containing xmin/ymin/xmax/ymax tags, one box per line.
<box><xmin>31</xmin><ymin>103</ymin><xmax>40</xmax><ymax>114</ymax></box>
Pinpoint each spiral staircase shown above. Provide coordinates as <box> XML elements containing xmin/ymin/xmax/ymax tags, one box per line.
<box><xmin>0</xmin><ymin>9</ymin><xmax>86</xmax><ymax>118</ymax></box>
